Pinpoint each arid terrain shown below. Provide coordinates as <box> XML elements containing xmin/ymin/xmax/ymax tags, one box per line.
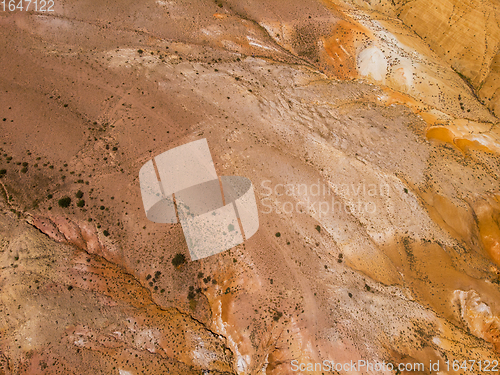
<box><xmin>1</xmin><ymin>0</ymin><xmax>500</xmax><ymax>374</ymax></box>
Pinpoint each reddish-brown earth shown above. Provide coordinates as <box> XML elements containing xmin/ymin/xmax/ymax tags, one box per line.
<box><xmin>1</xmin><ymin>0</ymin><xmax>500</xmax><ymax>374</ymax></box>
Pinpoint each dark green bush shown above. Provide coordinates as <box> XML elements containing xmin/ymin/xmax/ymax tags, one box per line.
<box><xmin>58</xmin><ymin>197</ymin><xmax>71</xmax><ymax>208</ymax></box>
<box><xmin>172</xmin><ymin>253</ymin><xmax>186</xmax><ymax>267</ymax></box>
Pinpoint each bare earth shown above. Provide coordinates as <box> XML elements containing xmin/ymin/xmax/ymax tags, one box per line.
<box><xmin>1</xmin><ymin>0</ymin><xmax>500</xmax><ymax>374</ymax></box>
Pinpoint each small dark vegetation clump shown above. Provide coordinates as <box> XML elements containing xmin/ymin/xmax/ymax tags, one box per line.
<box><xmin>58</xmin><ymin>197</ymin><xmax>71</xmax><ymax>208</ymax></box>
<box><xmin>77</xmin><ymin>199</ymin><xmax>85</xmax><ymax>207</ymax></box>
<box><xmin>75</xmin><ymin>190</ymin><xmax>84</xmax><ymax>199</ymax></box>
<box><xmin>275</xmin><ymin>232</ymin><xmax>281</xmax><ymax>237</ymax></box>
<box><xmin>103</xmin><ymin>230</ymin><xmax>110</xmax><ymax>237</ymax></box>
<box><xmin>273</xmin><ymin>311</ymin><xmax>283</xmax><ymax>321</ymax></box>
<box><xmin>172</xmin><ymin>253</ymin><xmax>186</xmax><ymax>267</ymax></box>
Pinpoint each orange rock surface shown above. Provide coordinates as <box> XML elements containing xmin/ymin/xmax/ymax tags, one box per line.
<box><xmin>1</xmin><ymin>0</ymin><xmax>500</xmax><ymax>373</ymax></box>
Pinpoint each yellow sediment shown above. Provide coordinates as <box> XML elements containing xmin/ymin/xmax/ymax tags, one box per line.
<box><xmin>321</xmin><ymin>19</ymin><xmax>372</xmax><ymax>80</ymax></box>
<box><xmin>474</xmin><ymin>196</ymin><xmax>500</xmax><ymax>266</ymax></box>
<box><xmin>379</xmin><ymin>88</ymin><xmax>500</xmax><ymax>154</ymax></box>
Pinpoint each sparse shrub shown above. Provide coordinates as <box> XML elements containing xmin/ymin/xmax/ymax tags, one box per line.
<box><xmin>75</xmin><ymin>190</ymin><xmax>84</xmax><ymax>198</ymax></box>
<box><xmin>103</xmin><ymin>230</ymin><xmax>109</xmax><ymax>237</ymax></box>
<box><xmin>172</xmin><ymin>253</ymin><xmax>186</xmax><ymax>267</ymax></box>
<box><xmin>77</xmin><ymin>199</ymin><xmax>85</xmax><ymax>207</ymax></box>
<box><xmin>273</xmin><ymin>311</ymin><xmax>283</xmax><ymax>321</ymax></box>
<box><xmin>58</xmin><ymin>197</ymin><xmax>71</xmax><ymax>208</ymax></box>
